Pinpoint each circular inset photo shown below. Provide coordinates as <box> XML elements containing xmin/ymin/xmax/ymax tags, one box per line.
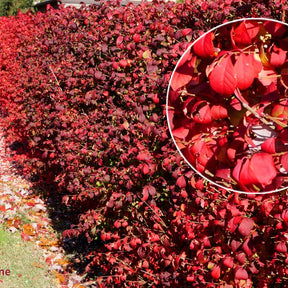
<box><xmin>167</xmin><ymin>18</ymin><xmax>288</xmax><ymax>194</ymax></box>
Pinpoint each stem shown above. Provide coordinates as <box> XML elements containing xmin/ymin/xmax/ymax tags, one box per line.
<box><xmin>143</xmin><ymin>200</ymin><xmax>168</xmax><ymax>229</ymax></box>
<box><xmin>234</xmin><ymin>88</ymin><xmax>272</xmax><ymax>127</ymax></box>
<box><xmin>204</xmin><ymin>169</ymin><xmax>214</xmax><ymax>178</ymax></box>
<box><xmin>264</xmin><ymin>114</ymin><xmax>288</xmax><ymax>128</ymax></box>
<box><xmin>242</xmin><ymin>101</ymin><xmax>271</xmax><ymax>125</ymax></box>
<box><xmin>48</xmin><ymin>65</ymin><xmax>63</xmax><ymax>91</ymax></box>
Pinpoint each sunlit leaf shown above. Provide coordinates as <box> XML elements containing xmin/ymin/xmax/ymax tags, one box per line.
<box><xmin>270</xmin><ymin>45</ymin><xmax>287</xmax><ymax>67</ymax></box>
<box><xmin>231</xmin><ymin>20</ymin><xmax>260</xmax><ymax>46</ymax></box>
<box><xmin>116</xmin><ymin>35</ymin><xmax>123</xmax><ymax>48</ymax></box>
<box><xmin>207</xmin><ymin>54</ymin><xmax>237</xmax><ymax>95</ymax></box>
<box><xmin>235</xmin><ymin>267</ymin><xmax>248</xmax><ymax>280</ymax></box>
<box><xmin>193</xmin><ymin>32</ymin><xmax>216</xmax><ymax>59</ymax></box>
<box><xmin>234</xmin><ymin>52</ymin><xmax>262</xmax><ymax>90</ymax></box>
<box><xmin>182</xmin><ymin>28</ymin><xmax>192</xmax><ymax>36</ymax></box>
<box><xmin>176</xmin><ymin>175</ymin><xmax>186</xmax><ymax>188</ymax></box>
<box><xmin>238</xmin><ymin>217</ymin><xmax>254</xmax><ymax>236</ymax></box>
<box><xmin>170</xmin><ymin>54</ymin><xmax>198</xmax><ymax>91</ymax></box>
<box><xmin>191</xmin><ymin>101</ymin><xmax>212</xmax><ymax>124</ymax></box>
<box><xmin>242</xmin><ymin>238</ymin><xmax>253</xmax><ymax>256</ymax></box>
<box><xmin>172</xmin><ymin>127</ymin><xmax>190</xmax><ymax>139</ymax></box>
<box><xmin>223</xmin><ymin>256</ymin><xmax>233</xmax><ymax>268</ymax></box>
<box><xmin>211</xmin><ymin>105</ymin><xmax>228</xmax><ymax>120</ymax></box>
<box><xmin>275</xmin><ymin>242</ymin><xmax>287</xmax><ymax>253</ymax></box>
<box><xmin>232</xmin><ymin>153</ymin><xmax>277</xmax><ymax>188</ymax></box>
<box><xmin>231</xmin><ymin>239</ymin><xmax>242</xmax><ymax>251</ymax></box>
<box><xmin>261</xmin><ymin>137</ymin><xmax>276</xmax><ymax>154</ymax></box>
<box><xmin>281</xmin><ymin>152</ymin><xmax>288</xmax><ymax>171</ymax></box>
<box><xmin>211</xmin><ymin>265</ymin><xmax>221</xmax><ymax>279</ymax></box>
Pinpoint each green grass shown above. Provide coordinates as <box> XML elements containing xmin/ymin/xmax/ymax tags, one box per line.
<box><xmin>0</xmin><ymin>225</ymin><xmax>57</xmax><ymax>288</ymax></box>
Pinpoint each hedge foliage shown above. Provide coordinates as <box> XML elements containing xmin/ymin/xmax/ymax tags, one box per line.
<box><xmin>0</xmin><ymin>0</ymin><xmax>288</xmax><ymax>287</ymax></box>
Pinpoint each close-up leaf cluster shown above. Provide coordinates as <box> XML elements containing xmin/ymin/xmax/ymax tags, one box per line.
<box><xmin>169</xmin><ymin>19</ymin><xmax>288</xmax><ymax>193</ymax></box>
<box><xmin>0</xmin><ymin>0</ymin><xmax>288</xmax><ymax>287</ymax></box>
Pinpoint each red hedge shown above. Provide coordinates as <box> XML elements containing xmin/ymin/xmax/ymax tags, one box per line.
<box><xmin>0</xmin><ymin>0</ymin><xmax>288</xmax><ymax>287</ymax></box>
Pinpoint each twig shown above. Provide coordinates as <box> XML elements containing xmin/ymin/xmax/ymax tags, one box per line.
<box><xmin>48</xmin><ymin>65</ymin><xmax>62</xmax><ymax>91</ymax></box>
<box><xmin>234</xmin><ymin>88</ymin><xmax>272</xmax><ymax>127</ymax></box>
<box><xmin>264</xmin><ymin>114</ymin><xmax>288</xmax><ymax>128</ymax></box>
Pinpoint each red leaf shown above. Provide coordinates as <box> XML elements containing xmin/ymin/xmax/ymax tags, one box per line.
<box><xmin>211</xmin><ymin>265</ymin><xmax>221</xmax><ymax>279</ymax></box>
<box><xmin>176</xmin><ymin>175</ymin><xmax>186</xmax><ymax>188</ymax></box>
<box><xmin>190</xmin><ymin>140</ymin><xmax>214</xmax><ymax>173</ymax></box>
<box><xmin>232</xmin><ymin>20</ymin><xmax>260</xmax><ymax>46</ymax></box>
<box><xmin>261</xmin><ymin>137</ymin><xmax>276</xmax><ymax>154</ymax></box>
<box><xmin>186</xmin><ymin>275</ymin><xmax>195</xmax><ymax>282</ymax></box>
<box><xmin>235</xmin><ymin>267</ymin><xmax>248</xmax><ymax>280</ymax></box>
<box><xmin>133</xmin><ymin>34</ymin><xmax>141</xmax><ymax>43</ymax></box>
<box><xmin>232</xmin><ymin>157</ymin><xmax>257</xmax><ymax>185</ymax></box>
<box><xmin>114</xmin><ymin>220</ymin><xmax>122</xmax><ymax>228</ymax></box>
<box><xmin>262</xmin><ymin>82</ymin><xmax>279</xmax><ymax>102</ymax></box>
<box><xmin>215</xmin><ymin>168</ymin><xmax>231</xmax><ymax>182</ymax></box>
<box><xmin>141</xmin><ymin>187</ymin><xmax>149</xmax><ymax>201</ymax></box>
<box><xmin>211</xmin><ymin>105</ymin><xmax>228</xmax><ymax>120</ymax></box>
<box><xmin>182</xmin><ymin>28</ymin><xmax>192</xmax><ymax>37</ymax></box>
<box><xmin>232</xmin><ymin>153</ymin><xmax>277</xmax><ymax>188</ymax></box>
<box><xmin>249</xmin><ymin>263</ymin><xmax>259</xmax><ymax>274</ymax></box>
<box><xmin>281</xmin><ymin>152</ymin><xmax>288</xmax><ymax>171</ymax></box>
<box><xmin>270</xmin><ymin>45</ymin><xmax>287</xmax><ymax>67</ymax></box>
<box><xmin>261</xmin><ymin>200</ymin><xmax>274</xmax><ymax>217</ymax></box>
<box><xmin>193</xmin><ymin>32</ymin><xmax>216</xmax><ymax>59</ymax></box>
<box><xmin>238</xmin><ymin>218</ymin><xmax>254</xmax><ymax>236</ymax></box>
<box><xmin>242</xmin><ymin>238</ymin><xmax>253</xmax><ymax>256</ymax></box>
<box><xmin>112</xmin><ymin>62</ymin><xmax>119</xmax><ymax>70</ymax></box>
<box><xmin>227</xmin><ymin>205</ymin><xmax>242</xmax><ymax>217</ymax></box>
<box><xmin>116</xmin><ymin>35</ymin><xmax>124</xmax><ymax>48</ymax></box>
<box><xmin>137</xmin><ymin>152</ymin><xmax>151</xmax><ymax>161</ymax></box>
<box><xmin>236</xmin><ymin>252</ymin><xmax>246</xmax><ymax>264</ymax></box>
<box><xmin>281</xmin><ymin>209</ymin><xmax>288</xmax><ymax>223</ymax></box>
<box><xmin>119</xmin><ymin>59</ymin><xmax>128</xmax><ymax>68</ymax></box>
<box><xmin>142</xmin><ymin>164</ymin><xmax>150</xmax><ymax>175</ymax></box>
<box><xmin>192</xmin><ymin>101</ymin><xmax>212</xmax><ymax>124</ymax></box>
<box><xmin>208</xmin><ymin>54</ymin><xmax>237</xmax><ymax>95</ymax></box>
<box><xmin>249</xmin><ymin>153</ymin><xmax>277</xmax><ymax>186</ymax></box>
<box><xmin>227</xmin><ymin>218</ymin><xmax>238</xmax><ymax>234</ymax></box>
<box><xmin>231</xmin><ymin>239</ymin><xmax>242</xmax><ymax>252</ymax></box>
<box><xmin>143</xmin><ymin>185</ymin><xmax>157</xmax><ymax>197</ymax></box>
<box><xmin>227</xmin><ymin>216</ymin><xmax>242</xmax><ymax>234</ymax></box>
<box><xmin>223</xmin><ymin>256</ymin><xmax>234</xmax><ymax>268</ymax></box>
<box><xmin>276</xmin><ymin>242</ymin><xmax>287</xmax><ymax>253</ymax></box>
<box><xmin>170</xmin><ymin>54</ymin><xmax>197</xmax><ymax>91</ymax></box>
<box><xmin>172</xmin><ymin>127</ymin><xmax>189</xmax><ymax>139</ymax></box>
<box><xmin>142</xmin><ymin>260</ymin><xmax>149</xmax><ymax>268</ymax></box>
<box><xmin>230</xmin><ymin>97</ymin><xmax>242</xmax><ymax>111</ymax></box>
<box><xmin>234</xmin><ymin>53</ymin><xmax>262</xmax><ymax>90</ymax></box>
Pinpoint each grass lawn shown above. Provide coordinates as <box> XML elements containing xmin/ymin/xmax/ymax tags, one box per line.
<box><xmin>0</xmin><ymin>225</ymin><xmax>57</xmax><ymax>288</ymax></box>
